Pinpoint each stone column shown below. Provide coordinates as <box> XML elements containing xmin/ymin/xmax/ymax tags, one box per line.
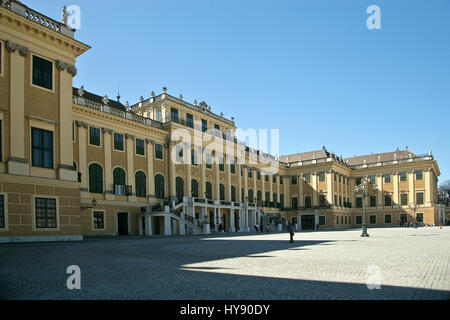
<box><xmin>77</xmin><ymin>122</ymin><xmax>88</xmax><ymax>196</ymax></box>
<box><xmin>377</xmin><ymin>174</ymin><xmax>383</xmax><ymax>206</ymax></box>
<box><xmin>408</xmin><ymin>170</ymin><xmax>415</xmax><ymax>205</ymax></box>
<box><xmin>7</xmin><ymin>41</ymin><xmax>29</xmax><ymax>176</ymax></box>
<box><xmin>230</xmin><ymin>209</ymin><xmax>235</xmax><ymax>232</ymax></box>
<box><xmin>425</xmin><ymin>168</ymin><xmax>432</xmax><ymax>205</ymax></box>
<box><xmin>283</xmin><ymin>176</ymin><xmax>290</xmax><ymax>208</ymax></box>
<box><xmin>58</xmin><ymin>60</ymin><xmax>77</xmax><ymax>181</ymax></box>
<box><xmin>169</xmin><ymin>141</ymin><xmax>176</xmax><ymax>200</ymax></box>
<box><xmin>145</xmin><ymin>216</ymin><xmax>153</xmax><ymax>236</ymax></box>
<box><xmin>103</xmin><ymin>128</ymin><xmax>114</xmax><ymax>200</ymax></box>
<box><xmin>393</xmin><ymin>172</ymin><xmax>399</xmax><ymax>206</ymax></box>
<box><xmin>126</xmin><ymin>134</ymin><xmax>136</xmax><ymax>201</ymax></box>
<box><xmin>298</xmin><ymin>174</ymin><xmax>304</xmax><ymax>207</ymax></box>
<box><xmin>146</xmin><ymin>140</ymin><xmax>155</xmax><ymax>200</ymax></box>
<box><xmin>312</xmin><ymin>172</ymin><xmax>318</xmax><ymax>206</ymax></box>
<box><xmin>326</xmin><ymin>170</ymin><xmax>334</xmax><ymax>206</ymax></box>
<box><xmin>237</xmin><ymin>164</ymin><xmax>242</xmax><ymax>202</ymax></box>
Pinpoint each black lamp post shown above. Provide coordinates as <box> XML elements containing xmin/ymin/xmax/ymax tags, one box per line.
<box><xmin>355</xmin><ymin>177</ymin><xmax>373</xmax><ymax>237</ymax></box>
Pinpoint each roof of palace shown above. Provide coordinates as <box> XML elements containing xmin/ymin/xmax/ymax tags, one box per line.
<box><xmin>344</xmin><ymin>149</ymin><xmax>417</xmax><ymax>166</ymax></box>
<box><xmin>73</xmin><ymin>87</ymin><xmax>126</xmax><ymax>111</ymax></box>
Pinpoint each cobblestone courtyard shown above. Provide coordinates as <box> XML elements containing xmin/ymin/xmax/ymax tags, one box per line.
<box><xmin>1</xmin><ymin>227</ymin><xmax>449</xmax><ymax>300</ymax></box>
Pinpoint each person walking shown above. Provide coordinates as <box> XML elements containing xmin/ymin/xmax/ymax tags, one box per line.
<box><xmin>288</xmin><ymin>225</ymin><xmax>294</xmax><ymax>243</ymax></box>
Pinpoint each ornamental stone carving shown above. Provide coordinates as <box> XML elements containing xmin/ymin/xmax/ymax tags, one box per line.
<box><xmin>56</xmin><ymin>59</ymin><xmax>77</xmax><ymax>76</ymax></box>
<box><xmin>5</xmin><ymin>40</ymin><xmax>28</xmax><ymax>57</ymax></box>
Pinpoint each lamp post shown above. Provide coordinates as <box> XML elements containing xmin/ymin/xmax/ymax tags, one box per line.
<box><xmin>355</xmin><ymin>177</ymin><xmax>373</xmax><ymax>237</ymax></box>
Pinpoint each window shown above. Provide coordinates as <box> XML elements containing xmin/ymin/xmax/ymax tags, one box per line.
<box><xmin>220</xmin><ymin>184</ymin><xmax>225</xmax><ymax>201</ymax></box>
<box><xmin>356</xmin><ymin>177</ymin><xmax>362</xmax><ymax>186</ymax></box>
<box><xmin>31</xmin><ymin>127</ymin><xmax>53</xmax><ymax>169</ymax></box>
<box><xmin>155</xmin><ymin>174</ymin><xmax>165</xmax><ymax>199</ymax></box>
<box><xmin>202</xmin><ymin>119</ymin><xmax>208</xmax><ymax>133</ymax></box>
<box><xmin>32</xmin><ymin>55</ymin><xmax>53</xmax><ymax>90</ymax></box>
<box><xmin>356</xmin><ymin>216</ymin><xmax>362</xmax><ymax>225</ymax></box>
<box><xmin>401</xmin><ymin>193</ymin><xmax>408</xmax><ymax>206</ymax></box>
<box><xmin>339</xmin><ymin>196</ymin><xmax>342</xmax><ymax>207</ymax></box>
<box><xmin>384</xmin><ymin>174</ymin><xmax>391</xmax><ymax>183</ymax></box>
<box><xmin>369</xmin><ymin>215</ymin><xmax>377</xmax><ymax>224</ymax></box>
<box><xmin>273</xmin><ymin>176</ymin><xmax>276</xmax><ymax>183</ymax></box>
<box><xmin>155</xmin><ymin>144</ymin><xmax>163</xmax><ymax>159</ymax></box>
<box><xmin>291</xmin><ymin>176</ymin><xmax>297</xmax><ymax>185</ymax></box>
<box><xmin>176</xmin><ymin>177</ymin><xmax>184</xmax><ymax>201</ymax></box>
<box><xmin>135</xmin><ymin>171</ymin><xmax>147</xmax><ymax>198</ymax></box>
<box><xmin>186</xmin><ymin>113</ymin><xmax>194</xmax><ymax>128</ymax></box>
<box><xmin>319</xmin><ymin>216</ymin><xmax>326</xmax><ymax>226</ymax></box>
<box><xmin>305</xmin><ymin>173</ymin><xmax>311</xmax><ymax>184</ymax></box>
<box><xmin>400</xmin><ymin>214</ymin><xmax>408</xmax><ymax>223</ymax></box>
<box><xmin>231</xmin><ymin>186</ymin><xmax>236</xmax><ymax>202</ymax></box>
<box><xmin>416</xmin><ymin>213</ymin><xmax>424</xmax><ymax>223</ymax></box>
<box><xmin>219</xmin><ymin>157</ymin><xmax>224</xmax><ymax>172</ymax></box>
<box><xmin>206</xmin><ymin>153</ymin><xmax>212</xmax><ymax>169</ymax></box>
<box><xmin>35</xmin><ymin>197</ymin><xmax>57</xmax><ymax>228</ymax></box>
<box><xmin>265</xmin><ymin>175</ymin><xmax>269</xmax><ymax>182</ymax></box>
<box><xmin>191</xmin><ymin>180</ymin><xmax>199</xmax><ymax>198</ymax></box>
<box><xmin>205</xmin><ymin>182</ymin><xmax>212</xmax><ymax>200</ymax></box>
<box><xmin>280</xmin><ymin>177</ymin><xmax>283</xmax><ymax>185</ymax></box>
<box><xmin>93</xmin><ymin>211</ymin><xmax>105</xmax><ymax>230</ymax></box>
<box><xmin>214</xmin><ymin>124</ymin><xmax>220</xmax><ymax>135</ymax></box>
<box><xmin>170</xmin><ymin>108</ymin><xmax>179</xmax><ymax>122</ymax></box>
<box><xmin>230</xmin><ymin>159</ymin><xmax>235</xmax><ymax>174</ymax></box>
<box><xmin>370</xmin><ymin>196</ymin><xmax>377</xmax><ymax>207</ymax></box>
<box><xmin>89</xmin><ymin>127</ymin><xmax>100</xmax><ymax>146</ymax></box>
<box><xmin>248</xmin><ymin>169</ymin><xmax>252</xmax><ymax>179</ymax></box>
<box><xmin>155</xmin><ymin>107</ymin><xmax>162</xmax><ymax>122</ymax></box>
<box><xmin>265</xmin><ymin>192</ymin><xmax>270</xmax><ymax>206</ymax></box>
<box><xmin>89</xmin><ymin>164</ymin><xmax>103</xmax><ymax>193</ymax></box>
<box><xmin>369</xmin><ymin>176</ymin><xmax>375</xmax><ymax>185</ymax></box>
<box><xmin>356</xmin><ymin>197</ymin><xmax>362</xmax><ymax>208</ymax></box>
<box><xmin>114</xmin><ymin>133</ymin><xmax>124</xmax><ymax>151</ymax></box>
<box><xmin>257</xmin><ymin>171</ymin><xmax>261</xmax><ymax>180</ymax></box>
<box><xmin>273</xmin><ymin>193</ymin><xmax>277</xmax><ymax>206</ymax></box>
<box><xmin>0</xmin><ymin>195</ymin><xmax>4</xmax><ymax>228</ymax></box>
<box><xmin>338</xmin><ymin>175</ymin><xmax>342</xmax><ymax>184</ymax></box>
<box><xmin>345</xmin><ymin>216</ymin><xmax>347</xmax><ymax>224</ymax></box>
<box><xmin>136</xmin><ymin>138</ymin><xmax>145</xmax><ymax>156</ymax></box>
<box><xmin>113</xmin><ymin>168</ymin><xmax>126</xmax><ymax>195</ymax></box>
<box><xmin>334</xmin><ymin>195</ymin><xmax>338</xmax><ymax>206</ymax></box>
<box><xmin>385</xmin><ymin>195</ymin><xmax>392</xmax><ymax>206</ymax></box>
<box><xmin>318</xmin><ymin>172</ymin><xmax>325</xmax><ymax>182</ymax></box>
<box><xmin>280</xmin><ymin>194</ymin><xmax>284</xmax><ymax>208</ymax></box>
<box><xmin>336</xmin><ymin>216</ymin><xmax>339</xmax><ymax>225</ymax></box>
<box><xmin>292</xmin><ymin>197</ymin><xmax>298</xmax><ymax>209</ymax></box>
<box><xmin>385</xmin><ymin>214</ymin><xmax>392</xmax><ymax>224</ymax></box>
<box><xmin>72</xmin><ymin>121</ymin><xmax>75</xmax><ymax>142</ymax></box>
<box><xmin>191</xmin><ymin>149</ymin><xmax>197</xmax><ymax>165</ymax></box>
<box><xmin>319</xmin><ymin>195</ymin><xmax>326</xmax><ymax>207</ymax></box>
<box><xmin>334</xmin><ymin>174</ymin><xmax>337</xmax><ymax>182</ymax></box>
<box><xmin>305</xmin><ymin>196</ymin><xmax>312</xmax><ymax>209</ymax></box>
<box><xmin>416</xmin><ymin>170</ymin><xmax>423</xmax><ymax>180</ymax></box>
<box><xmin>416</xmin><ymin>192</ymin><xmax>424</xmax><ymax>205</ymax></box>
<box><xmin>400</xmin><ymin>172</ymin><xmax>407</xmax><ymax>182</ymax></box>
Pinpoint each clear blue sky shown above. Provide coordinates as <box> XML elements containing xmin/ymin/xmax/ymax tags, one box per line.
<box><xmin>28</xmin><ymin>0</ymin><xmax>450</xmax><ymax>183</ymax></box>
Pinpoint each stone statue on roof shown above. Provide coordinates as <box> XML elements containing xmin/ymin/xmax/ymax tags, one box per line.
<box><xmin>61</xmin><ymin>6</ymin><xmax>69</xmax><ymax>25</ymax></box>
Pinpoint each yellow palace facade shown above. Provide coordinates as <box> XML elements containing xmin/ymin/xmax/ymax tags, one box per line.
<box><xmin>0</xmin><ymin>1</ymin><xmax>446</xmax><ymax>242</ymax></box>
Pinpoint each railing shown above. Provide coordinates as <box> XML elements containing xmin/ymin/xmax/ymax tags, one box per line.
<box><xmin>3</xmin><ymin>0</ymin><xmax>75</xmax><ymax>38</ymax></box>
<box><xmin>73</xmin><ymin>96</ymin><xmax>163</xmax><ymax>130</ymax></box>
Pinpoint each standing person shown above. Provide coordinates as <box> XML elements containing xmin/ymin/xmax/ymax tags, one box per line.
<box><xmin>439</xmin><ymin>221</ymin><xmax>443</xmax><ymax>230</ymax></box>
<box><xmin>288</xmin><ymin>225</ymin><xmax>294</xmax><ymax>243</ymax></box>
<box><xmin>254</xmin><ymin>225</ymin><xmax>259</xmax><ymax>233</ymax></box>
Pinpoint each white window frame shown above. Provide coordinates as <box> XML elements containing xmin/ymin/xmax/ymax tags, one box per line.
<box><xmin>113</xmin><ymin>132</ymin><xmax>125</xmax><ymax>152</ymax></box>
<box><xmin>88</xmin><ymin>126</ymin><xmax>102</xmax><ymax>147</ymax></box>
<box><xmin>32</xmin><ymin>195</ymin><xmax>60</xmax><ymax>231</ymax></box>
<box><xmin>92</xmin><ymin>209</ymin><xmax>106</xmax><ymax>231</ymax></box>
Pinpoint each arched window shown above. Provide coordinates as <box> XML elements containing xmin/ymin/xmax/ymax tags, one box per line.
<box><xmin>231</xmin><ymin>186</ymin><xmax>236</xmax><ymax>202</ymax></box>
<box><xmin>135</xmin><ymin>171</ymin><xmax>147</xmax><ymax>198</ymax></box>
<box><xmin>191</xmin><ymin>179</ymin><xmax>199</xmax><ymax>198</ymax></box>
<box><xmin>113</xmin><ymin>167</ymin><xmax>126</xmax><ymax>186</ymax></box>
<box><xmin>273</xmin><ymin>193</ymin><xmax>278</xmax><ymax>208</ymax></box>
<box><xmin>155</xmin><ymin>174</ymin><xmax>165</xmax><ymax>199</ymax></box>
<box><xmin>205</xmin><ymin>182</ymin><xmax>212</xmax><ymax>200</ymax></box>
<box><xmin>257</xmin><ymin>191</ymin><xmax>262</xmax><ymax>206</ymax></box>
<box><xmin>220</xmin><ymin>184</ymin><xmax>225</xmax><ymax>201</ymax></box>
<box><xmin>176</xmin><ymin>177</ymin><xmax>184</xmax><ymax>201</ymax></box>
<box><xmin>248</xmin><ymin>189</ymin><xmax>254</xmax><ymax>203</ymax></box>
<box><xmin>265</xmin><ymin>191</ymin><xmax>270</xmax><ymax>207</ymax></box>
<box><xmin>89</xmin><ymin>163</ymin><xmax>103</xmax><ymax>194</ymax></box>
<box><xmin>280</xmin><ymin>194</ymin><xmax>284</xmax><ymax>209</ymax></box>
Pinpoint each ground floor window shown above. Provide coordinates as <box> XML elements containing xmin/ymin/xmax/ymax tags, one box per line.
<box><xmin>416</xmin><ymin>213</ymin><xmax>424</xmax><ymax>223</ymax></box>
<box><xmin>385</xmin><ymin>214</ymin><xmax>392</xmax><ymax>224</ymax></box>
<box><xmin>344</xmin><ymin>216</ymin><xmax>347</xmax><ymax>224</ymax></box>
<box><xmin>319</xmin><ymin>216</ymin><xmax>326</xmax><ymax>226</ymax></box>
<box><xmin>93</xmin><ymin>211</ymin><xmax>105</xmax><ymax>230</ymax></box>
<box><xmin>35</xmin><ymin>197</ymin><xmax>57</xmax><ymax>228</ymax></box>
<box><xmin>369</xmin><ymin>215</ymin><xmax>377</xmax><ymax>224</ymax></box>
<box><xmin>400</xmin><ymin>214</ymin><xmax>408</xmax><ymax>223</ymax></box>
<box><xmin>356</xmin><ymin>216</ymin><xmax>362</xmax><ymax>225</ymax></box>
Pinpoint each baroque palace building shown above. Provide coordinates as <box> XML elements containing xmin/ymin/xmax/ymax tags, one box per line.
<box><xmin>0</xmin><ymin>1</ymin><xmax>446</xmax><ymax>242</ymax></box>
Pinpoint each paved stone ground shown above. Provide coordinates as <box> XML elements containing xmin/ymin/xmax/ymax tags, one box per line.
<box><xmin>0</xmin><ymin>227</ymin><xmax>449</xmax><ymax>300</ymax></box>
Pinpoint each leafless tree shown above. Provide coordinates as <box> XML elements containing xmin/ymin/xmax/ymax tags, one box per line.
<box><xmin>438</xmin><ymin>180</ymin><xmax>450</xmax><ymax>198</ymax></box>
